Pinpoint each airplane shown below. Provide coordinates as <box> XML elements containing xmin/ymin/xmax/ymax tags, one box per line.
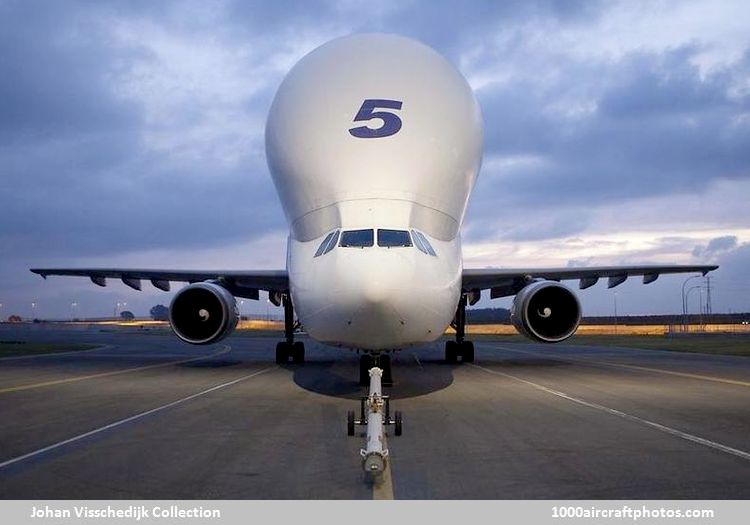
<box><xmin>31</xmin><ymin>33</ymin><xmax>717</xmax><ymax>386</ymax></box>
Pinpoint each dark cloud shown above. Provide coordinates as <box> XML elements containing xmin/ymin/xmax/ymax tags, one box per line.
<box><xmin>465</xmin><ymin>44</ymin><xmax>750</xmax><ymax>242</ymax></box>
<box><xmin>0</xmin><ymin>0</ymin><xmax>285</xmax><ymax>262</ymax></box>
<box><xmin>0</xmin><ymin>2</ymin><xmax>142</xmax><ymax>139</ymax></box>
<box><xmin>692</xmin><ymin>235</ymin><xmax>739</xmax><ymax>258</ymax></box>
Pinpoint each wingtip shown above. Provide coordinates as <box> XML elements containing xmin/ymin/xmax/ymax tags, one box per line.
<box><xmin>702</xmin><ymin>265</ymin><xmax>720</xmax><ymax>275</ymax></box>
<box><xmin>30</xmin><ymin>269</ymin><xmax>46</xmax><ymax>279</ymax></box>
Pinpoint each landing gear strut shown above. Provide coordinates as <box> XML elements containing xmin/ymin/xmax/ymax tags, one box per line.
<box><xmin>275</xmin><ymin>294</ymin><xmax>304</xmax><ymax>364</ymax></box>
<box><xmin>446</xmin><ymin>294</ymin><xmax>474</xmax><ymax>363</ymax></box>
<box><xmin>359</xmin><ymin>354</ymin><xmax>393</xmax><ymax>386</ymax></box>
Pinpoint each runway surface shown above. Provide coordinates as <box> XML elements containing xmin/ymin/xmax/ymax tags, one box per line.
<box><xmin>1</xmin><ymin>324</ymin><xmax>749</xmax><ymax>499</ymax></box>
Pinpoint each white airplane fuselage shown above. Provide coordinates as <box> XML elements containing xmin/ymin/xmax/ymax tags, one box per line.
<box><xmin>265</xmin><ymin>34</ymin><xmax>483</xmax><ymax>351</ymax></box>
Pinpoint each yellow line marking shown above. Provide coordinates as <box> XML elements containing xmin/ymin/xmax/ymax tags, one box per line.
<box><xmin>0</xmin><ymin>345</ymin><xmax>231</xmax><ymax>394</ymax></box>
<box><xmin>491</xmin><ymin>344</ymin><xmax>750</xmax><ymax>388</ymax></box>
<box><xmin>372</xmin><ymin>433</ymin><xmax>395</xmax><ymax>500</ymax></box>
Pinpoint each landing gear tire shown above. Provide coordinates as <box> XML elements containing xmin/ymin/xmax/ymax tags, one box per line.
<box><xmin>462</xmin><ymin>341</ymin><xmax>475</xmax><ymax>363</ymax></box>
<box><xmin>445</xmin><ymin>341</ymin><xmax>458</xmax><ymax>363</ymax></box>
<box><xmin>275</xmin><ymin>342</ymin><xmax>288</xmax><ymax>364</ymax></box>
<box><xmin>347</xmin><ymin>410</ymin><xmax>356</xmax><ymax>436</ymax></box>
<box><xmin>394</xmin><ymin>410</ymin><xmax>403</xmax><ymax>436</ymax></box>
<box><xmin>359</xmin><ymin>355</ymin><xmax>373</xmax><ymax>386</ymax></box>
<box><xmin>292</xmin><ymin>341</ymin><xmax>305</xmax><ymax>364</ymax></box>
<box><xmin>445</xmin><ymin>340</ymin><xmax>474</xmax><ymax>363</ymax></box>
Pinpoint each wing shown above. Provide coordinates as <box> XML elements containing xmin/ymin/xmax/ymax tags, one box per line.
<box><xmin>30</xmin><ymin>268</ymin><xmax>288</xmax><ymax>300</ymax></box>
<box><xmin>462</xmin><ymin>264</ymin><xmax>718</xmax><ymax>300</ymax></box>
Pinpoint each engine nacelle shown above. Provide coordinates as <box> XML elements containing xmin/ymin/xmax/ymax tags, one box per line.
<box><xmin>169</xmin><ymin>282</ymin><xmax>239</xmax><ymax>345</ymax></box>
<box><xmin>510</xmin><ymin>281</ymin><xmax>581</xmax><ymax>343</ymax></box>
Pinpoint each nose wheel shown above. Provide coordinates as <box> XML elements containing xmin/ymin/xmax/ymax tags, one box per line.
<box><xmin>359</xmin><ymin>354</ymin><xmax>393</xmax><ymax>386</ymax></box>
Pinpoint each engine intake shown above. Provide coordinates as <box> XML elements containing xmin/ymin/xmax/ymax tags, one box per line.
<box><xmin>169</xmin><ymin>282</ymin><xmax>239</xmax><ymax>344</ymax></box>
<box><xmin>511</xmin><ymin>281</ymin><xmax>581</xmax><ymax>343</ymax></box>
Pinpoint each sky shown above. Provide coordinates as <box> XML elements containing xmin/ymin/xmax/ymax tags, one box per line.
<box><xmin>1</xmin><ymin>0</ymin><xmax>749</xmax><ymax>320</ymax></box>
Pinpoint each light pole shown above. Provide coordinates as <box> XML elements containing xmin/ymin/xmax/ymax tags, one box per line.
<box><xmin>613</xmin><ymin>292</ymin><xmax>618</xmax><ymax>335</ymax></box>
<box><xmin>71</xmin><ymin>302</ymin><xmax>78</xmax><ymax>321</ymax></box>
<box><xmin>685</xmin><ymin>285</ymin><xmax>705</xmax><ymax>333</ymax></box>
<box><xmin>31</xmin><ymin>302</ymin><xmax>36</xmax><ymax>320</ymax></box>
<box><xmin>681</xmin><ymin>275</ymin><xmax>703</xmax><ymax>332</ymax></box>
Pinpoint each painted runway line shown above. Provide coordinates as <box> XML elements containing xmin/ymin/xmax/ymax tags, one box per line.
<box><xmin>0</xmin><ymin>366</ymin><xmax>272</xmax><ymax>470</ymax></box>
<box><xmin>490</xmin><ymin>344</ymin><xmax>750</xmax><ymax>388</ymax></box>
<box><xmin>0</xmin><ymin>345</ymin><xmax>231</xmax><ymax>394</ymax></box>
<box><xmin>469</xmin><ymin>363</ymin><xmax>750</xmax><ymax>463</ymax></box>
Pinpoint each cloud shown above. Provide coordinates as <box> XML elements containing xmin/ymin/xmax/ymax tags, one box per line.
<box><xmin>1</xmin><ymin>0</ymin><xmax>749</xmax><ymax>317</ymax></box>
<box><xmin>692</xmin><ymin>235</ymin><xmax>739</xmax><ymax>258</ymax></box>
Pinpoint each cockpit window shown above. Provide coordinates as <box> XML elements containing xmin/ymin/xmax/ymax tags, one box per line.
<box><xmin>377</xmin><ymin>229</ymin><xmax>412</xmax><ymax>247</ymax></box>
<box><xmin>340</xmin><ymin>229</ymin><xmax>374</xmax><ymax>247</ymax></box>
<box><xmin>324</xmin><ymin>230</ymin><xmax>340</xmax><ymax>254</ymax></box>
<box><xmin>411</xmin><ymin>230</ymin><xmax>437</xmax><ymax>256</ymax></box>
<box><xmin>314</xmin><ymin>231</ymin><xmax>335</xmax><ymax>257</ymax></box>
<box><xmin>314</xmin><ymin>230</ymin><xmax>340</xmax><ymax>257</ymax></box>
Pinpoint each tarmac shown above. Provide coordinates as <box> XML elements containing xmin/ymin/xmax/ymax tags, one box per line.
<box><xmin>1</xmin><ymin>324</ymin><xmax>749</xmax><ymax>499</ymax></box>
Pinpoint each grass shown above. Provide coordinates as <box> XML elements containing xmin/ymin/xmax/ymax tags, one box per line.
<box><xmin>565</xmin><ymin>335</ymin><xmax>750</xmax><ymax>356</ymax></box>
<box><xmin>0</xmin><ymin>342</ymin><xmax>99</xmax><ymax>358</ymax></box>
<box><xmin>462</xmin><ymin>333</ymin><xmax>750</xmax><ymax>357</ymax></box>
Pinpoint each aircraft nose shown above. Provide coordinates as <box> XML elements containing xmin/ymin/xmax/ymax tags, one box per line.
<box><xmin>361</xmin><ymin>278</ymin><xmax>390</xmax><ymax>305</ymax></box>
<box><xmin>335</xmin><ymin>260</ymin><xmax>413</xmax><ymax>348</ymax></box>
<box><xmin>298</xmin><ymin>250</ymin><xmax>454</xmax><ymax>350</ymax></box>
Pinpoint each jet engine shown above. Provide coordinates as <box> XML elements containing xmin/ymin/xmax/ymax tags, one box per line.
<box><xmin>169</xmin><ymin>282</ymin><xmax>239</xmax><ymax>344</ymax></box>
<box><xmin>510</xmin><ymin>281</ymin><xmax>581</xmax><ymax>343</ymax></box>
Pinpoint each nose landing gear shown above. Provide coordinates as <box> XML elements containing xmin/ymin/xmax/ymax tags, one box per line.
<box><xmin>359</xmin><ymin>353</ymin><xmax>393</xmax><ymax>386</ymax></box>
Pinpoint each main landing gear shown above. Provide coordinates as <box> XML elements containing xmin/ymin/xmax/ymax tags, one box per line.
<box><xmin>446</xmin><ymin>294</ymin><xmax>474</xmax><ymax>363</ymax></box>
<box><xmin>275</xmin><ymin>294</ymin><xmax>305</xmax><ymax>364</ymax></box>
<box><xmin>359</xmin><ymin>353</ymin><xmax>393</xmax><ymax>386</ymax></box>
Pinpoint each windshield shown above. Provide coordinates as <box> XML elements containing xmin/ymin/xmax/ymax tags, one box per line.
<box><xmin>314</xmin><ymin>230</ymin><xmax>339</xmax><ymax>257</ymax></box>
<box><xmin>377</xmin><ymin>229</ymin><xmax>412</xmax><ymax>247</ymax></box>
<box><xmin>411</xmin><ymin>230</ymin><xmax>437</xmax><ymax>256</ymax></box>
<box><xmin>340</xmin><ymin>229</ymin><xmax>374</xmax><ymax>247</ymax></box>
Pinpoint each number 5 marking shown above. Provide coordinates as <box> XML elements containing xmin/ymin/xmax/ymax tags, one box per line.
<box><xmin>349</xmin><ymin>99</ymin><xmax>403</xmax><ymax>138</ymax></box>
